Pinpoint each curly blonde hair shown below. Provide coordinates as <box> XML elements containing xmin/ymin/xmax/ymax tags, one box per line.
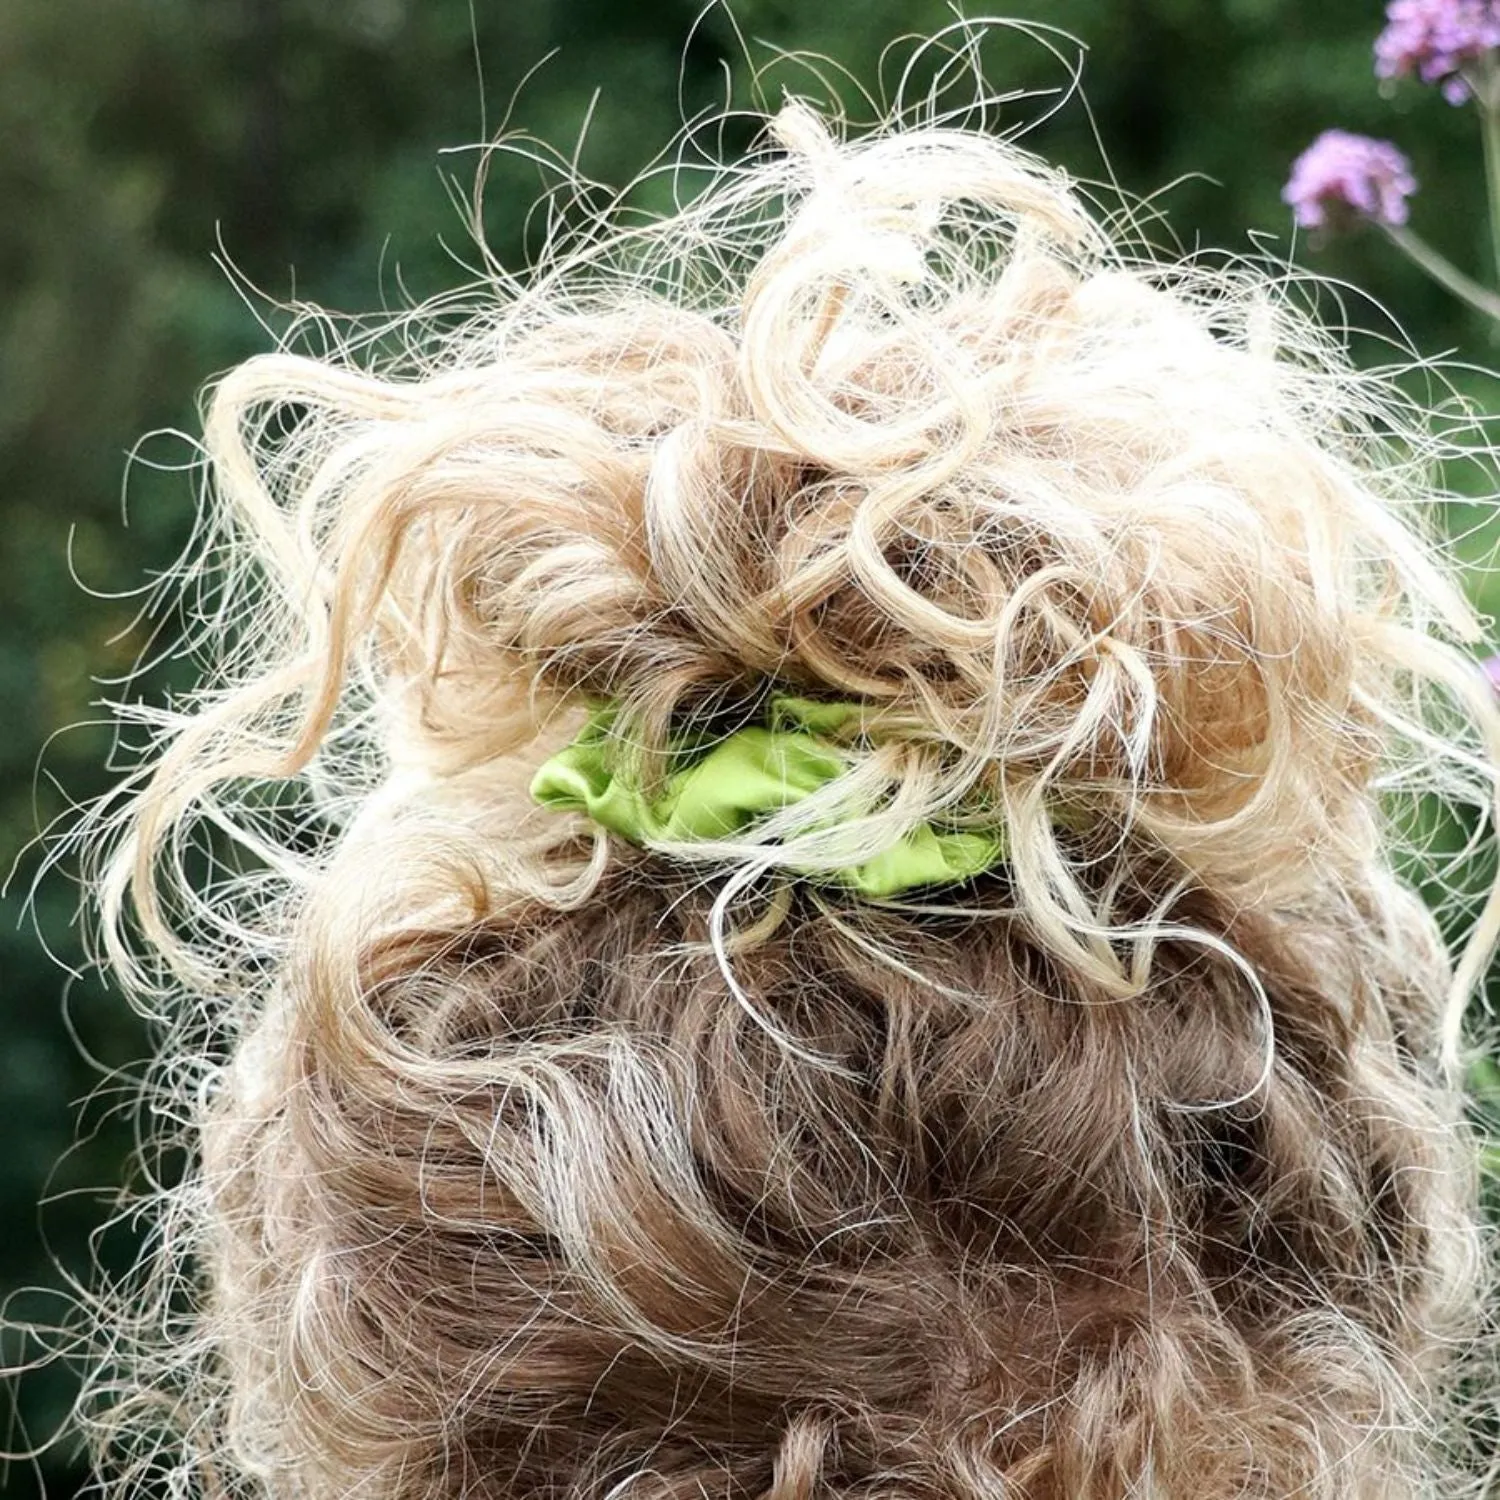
<box><xmin>70</xmin><ymin>63</ymin><xmax>1500</xmax><ymax>1500</ymax></box>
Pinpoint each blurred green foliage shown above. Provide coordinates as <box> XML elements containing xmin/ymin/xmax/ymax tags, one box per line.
<box><xmin>4</xmin><ymin>1</ymin><xmax>1500</xmax><ymax>1494</ymax></box>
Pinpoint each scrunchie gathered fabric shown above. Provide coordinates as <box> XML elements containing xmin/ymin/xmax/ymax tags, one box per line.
<box><xmin>530</xmin><ymin>696</ymin><xmax>1009</xmax><ymax>896</ymax></box>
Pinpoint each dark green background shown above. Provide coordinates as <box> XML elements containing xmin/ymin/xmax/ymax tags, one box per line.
<box><xmin>3</xmin><ymin>2</ymin><xmax>1497</xmax><ymax>1495</ymax></box>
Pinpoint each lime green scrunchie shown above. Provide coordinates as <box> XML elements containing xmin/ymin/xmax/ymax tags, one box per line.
<box><xmin>529</xmin><ymin>695</ymin><xmax>1006</xmax><ymax>898</ymax></box>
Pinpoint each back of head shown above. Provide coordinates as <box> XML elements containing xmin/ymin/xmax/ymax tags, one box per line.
<box><xmin>80</xmin><ymin>74</ymin><xmax>1500</xmax><ymax>1500</ymax></box>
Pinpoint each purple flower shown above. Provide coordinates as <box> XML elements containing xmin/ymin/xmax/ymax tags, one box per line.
<box><xmin>1483</xmin><ymin>653</ymin><xmax>1500</xmax><ymax>692</ymax></box>
<box><xmin>1375</xmin><ymin>0</ymin><xmax>1500</xmax><ymax>104</ymax></box>
<box><xmin>1282</xmin><ymin>131</ymin><xmax>1417</xmax><ymax>230</ymax></box>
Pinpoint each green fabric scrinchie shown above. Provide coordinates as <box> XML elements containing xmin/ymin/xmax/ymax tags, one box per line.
<box><xmin>530</xmin><ymin>696</ymin><xmax>1008</xmax><ymax>899</ymax></box>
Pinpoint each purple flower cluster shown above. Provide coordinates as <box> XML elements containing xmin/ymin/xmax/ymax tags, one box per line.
<box><xmin>1375</xmin><ymin>0</ymin><xmax>1500</xmax><ymax>104</ymax></box>
<box><xmin>1282</xmin><ymin>130</ymin><xmax>1417</xmax><ymax>229</ymax></box>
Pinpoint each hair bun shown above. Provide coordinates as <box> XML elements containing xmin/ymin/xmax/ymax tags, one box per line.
<box><xmin>114</xmin><ymin>102</ymin><xmax>1488</xmax><ymax>1008</ymax></box>
<box><xmin>187</xmin><ymin>105</ymin><xmax>1493</xmax><ymax>996</ymax></box>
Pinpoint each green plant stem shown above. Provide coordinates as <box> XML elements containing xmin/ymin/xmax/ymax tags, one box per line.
<box><xmin>1384</xmin><ymin>224</ymin><xmax>1500</xmax><ymax>323</ymax></box>
<box><xmin>1480</xmin><ymin>67</ymin><xmax>1500</xmax><ymax>285</ymax></box>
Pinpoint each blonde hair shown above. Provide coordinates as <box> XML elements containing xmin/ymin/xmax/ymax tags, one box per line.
<box><xmin>66</xmin><ymin>52</ymin><xmax>1500</xmax><ymax>1500</ymax></box>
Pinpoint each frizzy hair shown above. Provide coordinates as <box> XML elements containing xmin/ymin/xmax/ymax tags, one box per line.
<box><xmin>65</xmin><ymin>66</ymin><xmax>1500</xmax><ymax>1500</ymax></box>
